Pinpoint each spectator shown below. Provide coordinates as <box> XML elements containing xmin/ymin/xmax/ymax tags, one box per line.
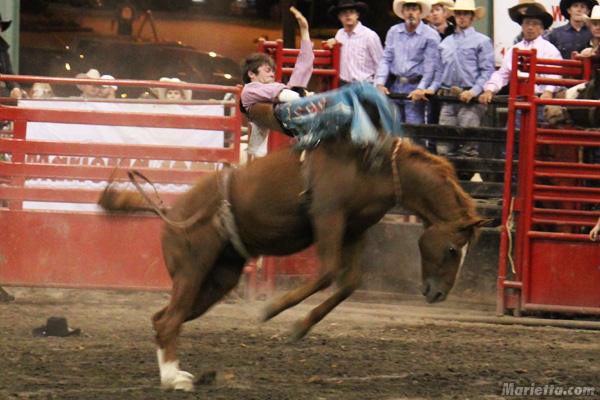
<box><xmin>99</xmin><ymin>75</ymin><xmax>118</xmax><ymax>99</ymax></box>
<box><xmin>112</xmin><ymin>0</ymin><xmax>139</xmax><ymax>36</ymax></box>
<box><xmin>547</xmin><ymin>0</ymin><xmax>598</xmax><ymax>60</ymax></box>
<box><xmin>156</xmin><ymin>78</ymin><xmax>192</xmax><ymax>101</ymax></box>
<box><xmin>325</xmin><ymin>0</ymin><xmax>383</xmax><ymax>85</ymax></box>
<box><xmin>375</xmin><ymin>0</ymin><xmax>441</xmax><ymax>124</ymax></box>
<box><xmin>479</xmin><ymin>6</ymin><xmax>560</xmax><ymax>108</ymax></box>
<box><xmin>510</xmin><ymin>1</ymin><xmax>550</xmax><ymax>44</ymax></box>
<box><xmin>75</xmin><ymin>69</ymin><xmax>101</xmax><ymax>99</ymax></box>
<box><xmin>428</xmin><ymin>0</ymin><xmax>455</xmax><ymax>39</ymax></box>
<box><xmin>426</xmin><ymin>0</ymin><xmax>455</xmax><ymax>126</ymax></box>
<box><xmin>29</xmin><ymin>83</ymin><xmax>54</xmax><ymax>99</ymax></box>
<box><xmin>428</xmin><ymin>0</ymin><xmax>495</xmax><ymax>158</ymax></box>
<box><xmin>579</xmin><ymin>5</ymin><xmax>600</xmax><ymax>57</ymax></box>
<box><xmin>0</xmin><ymin>12</ymin><xmax>23</xmax><ymax>99</ymax></box>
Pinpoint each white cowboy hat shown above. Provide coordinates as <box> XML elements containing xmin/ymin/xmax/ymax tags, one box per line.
<box><xmin>393</xmin><ymin>0</ymin><xmax>432</xmax><ymax>20</ymax></box>
<box><xmin>100</xmin><ymin>75</ymin><xmax>118</xmax><ymax>90</ymax></box>
<box><xmin>155</xmin><ymin>77</ymin><xmax>192</xmax><ymax>101</ymax></box>
<box><xmin>430</xmin><ymin>0</ymin><xmax>454</xmax><ymax>7</ymax></box>
<box><xmin>75</xmin><ymin>68</ymin><xmax>101</xmax><ymax>91</ymax></box>
<box><xmin>449</xmin><ymin>0</ymin><xmax>486</xmax><ymax>20</ymax></box>
<box><xmin>583</xmin><ymin>4</ymin><xmax>600</xmax><ymax>21</ymax></box>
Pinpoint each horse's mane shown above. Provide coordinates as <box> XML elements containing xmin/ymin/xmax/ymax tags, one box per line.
<box><xmin>402</xmin><ymin>141</ymin><xmax>480</xmax><ymax>223</ymax></box>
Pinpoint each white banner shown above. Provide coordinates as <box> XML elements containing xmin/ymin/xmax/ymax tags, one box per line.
<box><xmin>494</xmin><ymin>1</ymin><xmax>565</xmax><ymax>66</ymax></box>
<box><xmin>19</xmin><ymin>100</ymin><xmax>226</xmax><ymax>211</ymax></box>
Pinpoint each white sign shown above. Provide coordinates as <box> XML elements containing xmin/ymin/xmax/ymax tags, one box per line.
<box><xmin>19</xmin><ymin>100</ymin><xmax>226</xmax><ymax>211</ymax></box>
<box><xmin>493</xmin><ymin>1</ymin><xmax>565</xmax><ymax>66</ymax></box>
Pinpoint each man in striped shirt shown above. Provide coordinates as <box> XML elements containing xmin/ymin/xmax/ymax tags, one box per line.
<box><xmin>326</xmin><ymin>0</ymin><xmax>383</xmax><ymax>85</ymax></box>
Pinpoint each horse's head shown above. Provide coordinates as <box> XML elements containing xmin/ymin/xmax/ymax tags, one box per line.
<box><xmin>418</xmin><ymin>218</ymin><xmax>490</xmax><ymax>304</ymax></box>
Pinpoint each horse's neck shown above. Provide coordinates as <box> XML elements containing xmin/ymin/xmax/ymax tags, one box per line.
<box><xmin>397</xmin><ymin>155</ymin><xmax>464</xmax><ymax>225</ymax></box>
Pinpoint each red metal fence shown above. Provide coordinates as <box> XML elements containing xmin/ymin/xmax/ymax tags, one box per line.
<box><xmin>0</xmin><ymin>74</ymin><xmax>243</xmax><ymax>290</ymax></box>
<box><xmin>497</xmin><ymin>49</ymin><xmax>600</xmax><ymax>316</ymax></box>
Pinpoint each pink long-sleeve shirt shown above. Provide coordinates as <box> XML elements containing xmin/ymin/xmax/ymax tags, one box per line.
<box><xmin>483</xmin><ymin>35</ymin><xmax>562</xmax><ymax>95</ymax></box>
<box><xmin>241</xmin><ymin>39</ymin><xmax>314</xmax><ymax>112</ymax></box>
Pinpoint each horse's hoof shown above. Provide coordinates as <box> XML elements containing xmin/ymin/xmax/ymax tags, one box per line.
<box><xmin>262</xmin><ymin>301</ymin><xmax>278</xmax><ymax>322</ymax></box>
<box><xmin>162</xmin><ymin>370</ymin><xmax>195</xmax><ymax>392</ymax></box>
<box><xmin>290</xmin><ymin>320</ymin><xmax>310</xmax><ymax>342</ymax></box>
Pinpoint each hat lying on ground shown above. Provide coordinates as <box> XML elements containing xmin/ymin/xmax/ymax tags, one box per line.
<box><xmin>32</xmin><ymin>317</ymin><xmax>81</xmax><ymax>337</ymax></box>
<box><xmin>75</xmin><ymin>69</ymin><xmax>101</xmax><ymax>91</ymax></box>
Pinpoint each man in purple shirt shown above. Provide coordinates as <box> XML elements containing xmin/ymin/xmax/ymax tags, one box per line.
<box><xmin>375</xmin><ymin>0</ymin><xmax>440</xmax><ymax>124</ymax></box>
<box><xmin>325</xmin><ymin>0</ymin><xmax>383</xmax><ymax>85</ymax></box>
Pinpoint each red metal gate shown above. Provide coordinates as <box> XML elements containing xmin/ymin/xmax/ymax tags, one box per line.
<box><xmin>497</xmin><ymin>49</ymin><xmax>600</xmax><ymax>315</ymax></box>
<box><xmin>0</xmin><ymin>75</ymin><xmax>243</xmax><ymax>291</ymax></box>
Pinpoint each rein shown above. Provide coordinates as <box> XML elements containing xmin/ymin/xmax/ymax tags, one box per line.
<box><xmin>127</xmin><ymin>170</ymin><xmax>209</xmax><ymax>230</ymax></box>
<box><xmin>391</xmin><ymin>137</ymin><xmax>404</xmax><ymax>205</ymax></box>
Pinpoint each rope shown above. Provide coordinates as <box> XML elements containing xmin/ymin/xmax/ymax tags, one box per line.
<box><xmin>391</xmin><ymin>137</ymin><xmax>404</xmax><ymax>204</ymax></box>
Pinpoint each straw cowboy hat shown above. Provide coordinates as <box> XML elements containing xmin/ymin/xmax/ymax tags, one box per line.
<box><xmin>155</xmin><ymin>77</ymin><xmax>192</xmax><ymax>101</ymax></box>
<box><xmin>0</xmin><ymin>12</ymin><xmax>12</xmax><ymax>31</ymax></box>
<box><xmin>449</xmin><ymin>0</ymin><xmax>486</xmax><ymax>20</ymax></box>
<box><xmin>430</xmin><ymin>0</ymin><xmax>455</xmax><ymax>8</ymax></box>
<box><xmin>393</xmin><ymin>0</ymin><xmax>432</xmax><ymax>19</ymax></box>
<box><xmin>508</xmin><ymin>1</ymin><xmax>547</xmax><ymax>22</ymax></box>
<box><xmin>583</xmin><ymin>4</ymin><xmax>600</xmax><ymax>21</ymax></box>
<box><xmin>75</xmin><ymin>68</ymin><xmax>100</xmax><ymax>91</ymax></box>
<box><xmin>512</xmin><ymin>4</ymin><xmax>554</xmax><ymax>29</ymax></box>
<box><xmin>560</xmin><ymin>0</ymin><xmax>598</xmax><ymax>20</ymax></box>
<box><xmin>327</xmin><ymin>0</ymin><xmax>369</xmax><ymax>20</ymax></box>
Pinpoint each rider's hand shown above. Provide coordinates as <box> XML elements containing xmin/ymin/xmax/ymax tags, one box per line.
<box><xmin>290</xmin><ymin>7</ymin><xmax>308</xmax><ymax>31</ymax></box>
<box><xmin>377</xmin><ymin>84</ymin><xmax>390</xmax><ymax>95</ymax></box>
<box><xmin>478</xmin><ymin>90</ymin><xmax>494</xmax><ymax>104</ymax></box>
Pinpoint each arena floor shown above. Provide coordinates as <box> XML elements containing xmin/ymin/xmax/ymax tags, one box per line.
<box><xmin>0</xmin><ymin>288</ymin><xmax>598</xmax><ymax>399</ymax></box>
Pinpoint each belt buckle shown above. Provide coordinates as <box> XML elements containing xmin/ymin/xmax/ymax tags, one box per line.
<box><xmin>399</xmin><ymin>77</ymin><xmax>409</xmax><ymax>84</ymax></box>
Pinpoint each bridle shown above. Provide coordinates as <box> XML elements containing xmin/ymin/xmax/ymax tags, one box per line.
<box><xmin>391</xmin><ymin>137</ymin><xmax>404</xmax><ymax>205</ymax></box>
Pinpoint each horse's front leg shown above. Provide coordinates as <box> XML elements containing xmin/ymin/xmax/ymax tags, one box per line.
<box><xmin>291</xmin><ymin>236</ymin><xmax>365</xmax><ymax>341</ymax></box>
<box><xmin>263</xmin><ymin>213</ymin><xmax>345</xmax><ymax>322</ymax></box>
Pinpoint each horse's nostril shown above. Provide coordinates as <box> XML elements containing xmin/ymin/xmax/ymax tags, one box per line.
<box><xmin>432</xmin><ymin>291</ymin><xmax>443</xmax><ymax>303</ymax></box>
<box><xmin>420</xmin><ymin>282</ymin><xmax>430</xmax><ymax>296</ymax></box>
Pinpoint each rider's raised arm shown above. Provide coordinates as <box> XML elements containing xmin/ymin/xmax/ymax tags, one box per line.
<box><xmin>288</xmin><ymin>7</ymin><xmax>314</xmax><ymax>89</ymax></box>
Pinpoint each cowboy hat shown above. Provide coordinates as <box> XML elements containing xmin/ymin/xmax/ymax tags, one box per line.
<box><xmin>100</xmin><ymin>74</ymin><xmax>118</xmax><ymax>90</ymax></box>
<box><xmin>0</xmin><ymin>12</ymin><xmax>12</xmax><ymax>31</ymax></box>
<box><xmin>512</xmin><ymin>4</ymin><xmax>554</xmax><ymax>29</ymax></box>
<box><xmin>430</xmin><ymin>0</ymin><xmax>455</xmax><ymax>7</ymax></box>
<box><xmin>32</xmin><ymin>317</ymin><xmax>81</xmax><ymax>338</ymax></box>
<box><xmin>75</xmin><ymin>68</ymin><xmax>101</xmax><ymax>91</ymax></box>
<box><xmin>393</xmin><ymin>0</ymin><xmax>432</xmax><ymax>19</ymax></box>
<box><xmin>449</xmin><ymin>0</ymin><xmax>486</xmax><ymax>20</ymax></box>
<box><xmin>560</xmin><ymin>0</ymin><xmax>598</xmax><ymax>20</ymax></box>
<box><xmin>327</xmin><ymin>0</ymin><xmax>369</xmax><ymax>20</ymax></box>
<box><xmin>583</xmin><ymin>4</ymin><xmax>600</xmax><ymax>21</ymax></box>
<box><xmin>508</xmin><ymin>1</ymin><xmax>547</xmax><ymax>22</ymax></box>
<box><xmin>155</xmin><ymin>77</ymin><xmax>192</xmax><ymax>101</ymax></box>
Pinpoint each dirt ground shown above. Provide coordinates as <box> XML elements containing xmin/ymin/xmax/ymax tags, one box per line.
<box><xmin>0</xmin><ymin>288</ymin><xmax>598</xmax><ymax>400</ymax></box>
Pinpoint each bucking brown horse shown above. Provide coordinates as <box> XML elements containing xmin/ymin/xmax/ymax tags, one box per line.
<box><xmin>98</xmin><ymin>135</ymin><xmax>488</xmax><ymax>391</ymax></box>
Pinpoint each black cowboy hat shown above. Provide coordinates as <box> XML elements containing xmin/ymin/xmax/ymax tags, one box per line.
<box><xmin>560</xmin><ymin>0</ymin><xmax>598</xmax><ymax>20</ymax></box>
<box><xmin>32</xmin><ymin>317</ymin><xmax>81</xmax><ymax>337</ymax></box>
<box><xmin>0</xmin><ymin>12</ymin><xmax>12</xmax><ymax>31</ymax></box>
<box><xmin>512</xmin><ymin>4</ymin><xmax>554</xmax><ymax>30</ymax></box>
<box><xmin>328</xmin><ymin>0</ymin><xmax>369</xmax><ymax>21</ymax></box>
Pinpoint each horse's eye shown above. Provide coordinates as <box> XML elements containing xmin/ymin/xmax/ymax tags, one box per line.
<box><xmin>448</xmin><ymin>246</ymin><xmax>458</xmax><ymax>256</ymax></box>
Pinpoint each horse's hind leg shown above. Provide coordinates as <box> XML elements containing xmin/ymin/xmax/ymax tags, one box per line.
<box><xmin>263</xmin><ymin>213</ymin><xmax>344</xmax><ymax>322</ymax></box>
<box><xmin>152</xmin><ymin>231</ymin><xmax>224</xmax><ymax>392</ymax></box>
<box><xmin>291</xmin><ymin>236</ymin><xmax>364</xmax><ymax>341</ymax></box>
